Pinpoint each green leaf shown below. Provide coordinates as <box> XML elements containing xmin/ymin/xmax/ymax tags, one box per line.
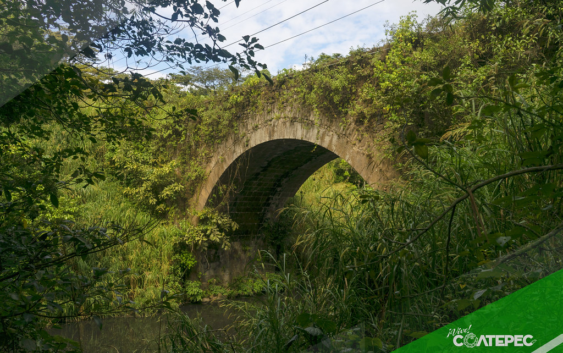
<box><xmin>430</xmin><ymin>88</ymin><xmax>443</xmax><ymax>98</ymax></box>
<box><xmin>476</xmin><ymin>268</ymin><xmax>504</xmax><ymax>279</ymax></box>
<box><xmin>491</xmin><ymin>195</ymin><xmax>516</xmax><ymax>208</ymax></box>
<box><xmin>81</xmin><ymin>46</ymin><xmax>96</xmax><ymax>58</ymax></box>
<box><xmin>518</xmin><ymin>150</ymin><xmax>551</xmax><ymax>166</ymax></box>
<box><xmin>508</xmin><ymin>74</ymin><xmax>517</xmax><ymax>89</ymax></box>
<box><xmin>496</xmin><ymin>236</ymin><xmax>511</xmax><ymax>246</ymax></box>
<box><xmin>96</xmin><ymin>173</ymin><xmax>106</xmax><ymax>181</ymax></box>
<box><xmin>413</xmin><ymin>138</ymin><xmax>432</xmax><ymax>145</ymax></box>
<box><xmin>428</xmin><ymin>78</ymin><xmax>444</xmax><ymax>86</ymax></box>
<box><xmin>526</xmin><ymin>123</ymin><xmax>548</xmax><ymax>139</ymax></box>
<box><xmin>480</xmin><ymin>105</ymin><xmax>502</xmax><ymax>116</ymax></box>
<box><xmin>3</xmin><ymin>187</ymin><xmax>12</xmax><ymax>202</ymax></box>
<box><xmin>360</xmin><ymin>337</ymin><xmax>383</xmax><ymax>349</ymax></box>
<box><xmin>472</xmin><ymin>232</ymin><xmax>502</xmax><ymax>245</ymax></box>
<box><xmin>296</xmin><ymin>313</ymin><xmax>312</xmax><ymax>327</ymax></box>
<box><xmin>191</xmin><ymin>3</ymin><xmax>204</xmax><ymax>14</ymax></box>
<box><xmin>473</xmin><ymin>289</ymin><xmax>487</xmax><ymax>299</ymax></box>
<box><xmin>414</xmin><ymin>144</ymin><xmax>429</xmax><ymax>159</ymax></box>
<box><xmin>505</xmin><ymin>227</ymin><xmax>526</xmax><ymax>238</ymax></box>
<box><xmin>304</xmin><ymin>327</ymin><xmax>323</xmax><ymax>337</ymax></box>
<box><xmin>522</xmin><ymin>183</ymin><xmax>556</xmax><ymax>197</ymax></box>
<box><xmin>315</xmin><ymin>319</ymin><xmax>337</xmax><ymax>334</ymax></box>
<box><xmin>456</xmin><ymin>299</ymin><xmax>471</xmax><ymax>311</ymax></box>
<box><xmin>406</xmin><ymin>130</ymin><xmax>417</xmax><ymax>144</ymax></box>
<box><xmin>228</xmin><ymin>65</ymin><xmax>239</xmax><ymax>81</ymax></box>
<box><xmin>93</xmin><ymin>267</ymin><xmax>108</xmax><ymax>277</ymax></box>
<box><xmin>50</xmin><ymin>193</ymin><xmax>59</xmax><ymax>208</ymax></box>
<box><xmin>185</xmin><ymin>108</ymin><xmax>199</xmax><ymax>121</ymax></box>
<box><xmin>446</xmin><ymin>92</ymin><xmax>454</xmax><ymax>105</ymax></box>
<box><xmin>442</xmin><ymin>65</ymin><xmax>451</xmax><ymax>81</ymax></box>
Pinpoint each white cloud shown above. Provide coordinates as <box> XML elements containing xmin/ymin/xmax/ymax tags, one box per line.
<box><xmin>117</xmin><ymin>0</ymin><xmax>444</xmax><ymax>77</ymax></box>
<box><xmin>207</xmin><ymin>0</ymin><xmax>443</xmax><ymax>73</ymax></box>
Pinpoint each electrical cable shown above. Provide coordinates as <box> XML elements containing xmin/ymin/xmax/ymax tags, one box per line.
<box><xmin>144</xmin><ymin>0</ymin><xmax>385</xmax><ymax>77</ymax></box>
<box><xmin>265</xmin><ymin>0</ymin><xmax>385</xmax><ymax>48</ymax></box>
<box><xmin>222</xmin><ymin>0</ymin><xmax>329</xmax><ymax>48</ymax></box>
<box><xmin>221</xmin><ymin>0</ymin><xmax>290</xmax><ymax>32</ymax></box>
<box><xmin>218</xmin><ymin>0</ymin><xmax>235</xmax><ymax>10</ymax></box>
<box><xmin>103</xmin><ymin>0</ymin><xmax>275</xmax><ymax>67</ymax></box>
<box><xmin>220</xmin><ymin>0</ymin><xmax>277</xmax><ymax>26</ymax></box>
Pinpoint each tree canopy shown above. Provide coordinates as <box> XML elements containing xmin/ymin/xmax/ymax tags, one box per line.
<box><xmin>0</xmin><ymin>0</ymin><xmax>268</xmax><ymax>350</ymax></box>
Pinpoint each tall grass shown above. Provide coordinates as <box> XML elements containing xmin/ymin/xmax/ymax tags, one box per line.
<box><xmin>29</xmin><ymin>1</ymin><xmax>563</xmax><ymax>346</ymax></box>
<box><xmin>31</xmin><ymin>123</ymin><xmax>186</xmax><ymax>315</ymax></box>
<box><xmin>34</xmin><ymin>123</ymin><xmax>275</xmax><ymax>319</ymax></box>
<box><xmin>160</xmin><ymin>131</ymin><xmax>563</xmax><ymax>352</ymax></box>
<box><xmin>75</xmin><ymin>180</ymin><xmax>182</xmax><ymax>310</ymax></box>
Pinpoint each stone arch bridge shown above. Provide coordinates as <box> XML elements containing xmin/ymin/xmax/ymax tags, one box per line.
<box><xmin>190</xmin><ymin>103</ymin><xmax>398</xmax><ymax>283</ymax></box>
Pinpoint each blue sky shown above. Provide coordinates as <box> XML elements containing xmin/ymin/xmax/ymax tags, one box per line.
<box><xmin>114</xmin><ymin>0</ymin><xmax>444</xmax><ymax>78</ymax></box>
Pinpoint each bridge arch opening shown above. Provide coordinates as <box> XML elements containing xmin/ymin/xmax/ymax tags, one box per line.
<box><xmin>203</xmin><ymin>138</ymin><xmax>366</xmax><ymax>235</ymax></box>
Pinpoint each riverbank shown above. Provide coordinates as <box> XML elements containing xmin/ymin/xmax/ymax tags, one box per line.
<box><xmin>49</xmin><ymin>298</ymin><xmax>258</xmax><ymax>353</ymax></box>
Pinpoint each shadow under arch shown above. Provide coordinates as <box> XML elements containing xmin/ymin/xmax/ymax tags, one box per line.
<box><xmin>193</xmin><ymin>117</ymin><xmax>396</xmax><ymax>235</ymax></box>
<box><xmin>208</xmin><ymin>139</ymin><xmax>340</xmax><ymax>235</ymax></box>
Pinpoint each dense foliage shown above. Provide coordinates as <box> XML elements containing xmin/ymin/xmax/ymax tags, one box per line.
<box><xmin>2</xmin><ymin>0</ymin><xmax>563</xmax><ymax>351</ymax></box>
<box><xmin>0</xmin><ymin>0</ymin><xmax>269</xmax><ymax>350</ymax></box>
<box><xmin>154</xmin><ymin>0</ymin><xmax>563</xmax><ymax>351</ymax></box>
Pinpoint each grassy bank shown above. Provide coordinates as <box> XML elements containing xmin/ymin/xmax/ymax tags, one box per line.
<box><xmin>156</xmin><ymin>1</ymin><xmax>563</xmax><ymax>351</ymax></box>
<box><xmin>3</xmin><ymin>0</ymin><xmax>562</xmax><ymax>351</ymax></box>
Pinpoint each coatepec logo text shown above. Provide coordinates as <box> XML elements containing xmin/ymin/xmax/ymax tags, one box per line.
<box><xmin>447</xmin><ymin>325</ymin><xmax>536</xmax><ymax>348</ymax></box>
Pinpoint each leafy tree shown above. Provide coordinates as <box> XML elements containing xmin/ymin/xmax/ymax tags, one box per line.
<box><xmin>0</xmin><ymin>0</ymin><xmax>268</xmax><ymax>105</ymax></box>
<box><xmin>0</xmin><ymin>0</ymin><xmax>268</xmax><ymax>350</ymax></box>
<box><xmin>147</xmin><ymin>1</ymin><xmax>563</xmax><ymax>349</ymax></box>
<box><xmin>170</xmin><ymin>66</ymin><xmax>250</xmax><ymax>96</ymax></box>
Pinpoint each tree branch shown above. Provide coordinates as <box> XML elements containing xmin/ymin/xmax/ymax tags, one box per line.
<box><xmin>355</xmin><ymin>164</ymin><xmax>563</xmax><ymax>263</ymax></box>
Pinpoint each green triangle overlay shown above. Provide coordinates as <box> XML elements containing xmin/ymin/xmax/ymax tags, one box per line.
<box><xmin>396</xmin><ymin>268</ymin><xmax>563</xmax><ymax>352</ymax></box>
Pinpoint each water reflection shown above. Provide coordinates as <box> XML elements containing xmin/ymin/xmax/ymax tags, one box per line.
<box><xmin>50</xmin><ymin>301</ymin><xmax>245</xmax><ymax>353</ymax></box>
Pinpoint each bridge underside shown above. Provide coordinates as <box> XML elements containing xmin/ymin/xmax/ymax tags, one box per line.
<box><xmin>206</xmin><ymin>139</ymin><xmax>339</xmax><ymax>235</ymax></box>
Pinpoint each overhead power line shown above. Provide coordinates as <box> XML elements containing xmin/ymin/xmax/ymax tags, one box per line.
<box><xmin>106</xmin><ymin>0</ymin><xmax>280</xmax><ymax>67</ymax></box>
<box><xmin>220</xmin><ymin>0</ymin><xmax>277</xmax><ymax>26</ymax></box>
<box><xmin>186</xmin><ymin>0</ymin><xmax>279</xmax><ymax>44</ymax></box>
<box><xmin>223</xmin><ymin>0</ymin><xmax>329</xmax><ymax>48</ymax></box>
<box><xmin>221</xmin><ymin>0</ymin><xmax>290</xmax><ymax>32</ymax></box>
<box><xmin>218</xmin><ymin>1</ymin><xmax>235</xmax><ymax>10</ymax></box>
<box><xmin>264</xmin><ymin>0</ymin><xmax>385</xmax><ymax>49</ymax></box>
<box><xmin>144</xmin><ymin>0</ymin><xmax>386</xmax><ymax>77</ymax></box>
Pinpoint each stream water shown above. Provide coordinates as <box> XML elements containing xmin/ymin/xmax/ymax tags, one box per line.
<box><xmin>49</xmin><ymin>299</ymin><xmax>253</xmax><ymax>353</ymax></box>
